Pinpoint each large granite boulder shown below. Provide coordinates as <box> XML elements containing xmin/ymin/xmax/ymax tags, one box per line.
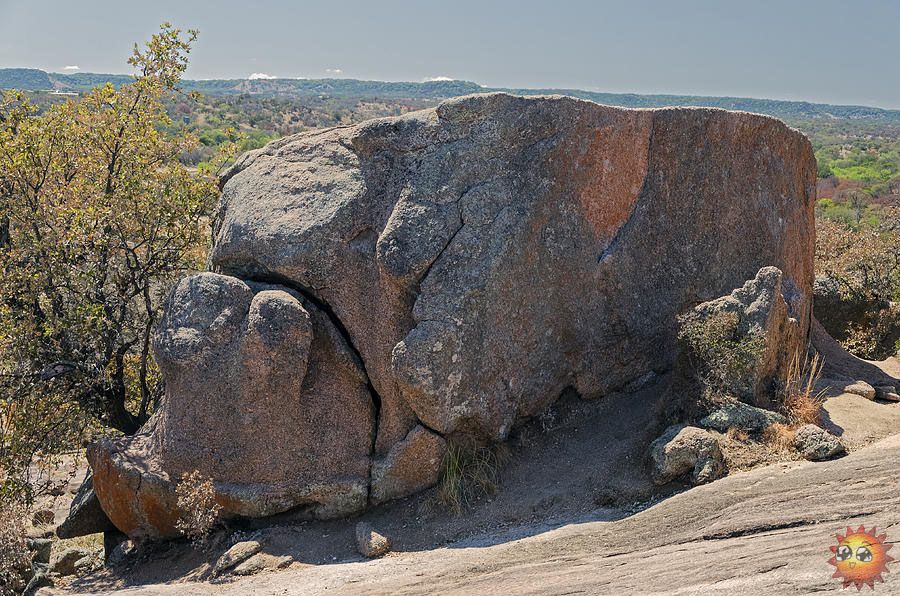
<box><xmin>89</xmin><ymin>93</ymin><xmax>816</xmax><ymax>538</ymax></box>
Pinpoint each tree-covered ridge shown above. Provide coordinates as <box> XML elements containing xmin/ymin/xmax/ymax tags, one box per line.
<box><xmin>3</xmin><ymin>67</ymin><xmax>900</xmax><ymax>123</ymax></box>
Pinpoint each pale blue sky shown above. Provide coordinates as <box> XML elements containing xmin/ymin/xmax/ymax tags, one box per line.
<box><xmin>1</xmin><ymin>0</ymin><xmax>899</xmax><ymax>108</ymax></box>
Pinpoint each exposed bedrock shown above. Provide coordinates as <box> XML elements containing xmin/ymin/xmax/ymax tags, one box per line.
<box><xmin>89</xmin><ymin>93</ymin><xmax>817</xmax><ymax>538</ymax></box>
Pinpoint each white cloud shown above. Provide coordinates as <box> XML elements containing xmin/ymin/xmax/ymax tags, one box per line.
<box><xmin>248</xmin><ymin>72</ymin><xmax>277</xmax><ymax>80</ymax></box>
<box><xmin>423</xmin><ymin>76</ymin><xmax>454</xmax><ymax>82</ymax></box>
<box><xmin>62</xmin><ymin>65</ymin><xmax>80</xmax><ymax>71</ymax></box>
<box><xmin>325</xmin><ymin>68</ymin><xmax>343</xmax><ymax>75</ymax></box>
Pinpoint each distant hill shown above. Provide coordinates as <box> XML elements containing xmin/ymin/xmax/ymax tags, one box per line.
<box><xmin>0</xmin><ymin>68</ymin><xmax>54</xmax><ymax>91</ymax></box>
<box><xmin>3</xmin><ymin>67</ymin><xmax>900</xmax><ymax>123</ymax></box>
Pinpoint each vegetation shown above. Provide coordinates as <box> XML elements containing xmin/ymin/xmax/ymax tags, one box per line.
<box><xmin>779</xmin><ymin>351</ymin><xmax>826</xmax><ymax>427</ymax></box>
<box><xmin>174</xmin><ymin>470</ymin><xmax>221</xmax><ymax>547</ymax></box>
<box><xmin>0</xmin><ymin>24</ymin><xmax>231</xmax><ymax>506</ymax></box>
<box><xmin>438</xmin><ymin>441</ymin><xmax>508</xmax><ymax>513</ymax></box>
<box><xmin>676</xmin><ymin>310</ymin><xmax>766</xmax><ymax>404</ymax></box>
<box><xmin>0</xmin><ymin>501</ymin><xmax>28</xmax><ymax>595</ymax></box>
<box><xmin>171</xmin><ymin>94</ymin><xmax>428</xmax><ymax>166</ymax></box>
<box><xmin>815</xmin><ymin>210</ymin><xmax>900</xmax><ymax>359</ymax></box>
<box><xmin>760</xmin><ymin>422</ymin><xmax>796</xmax><ymax>454</ymax></box>
<box><xmin>6</xmin><ymin>67</ymin><xmax>900</xmax><ymax>123</ymax></box>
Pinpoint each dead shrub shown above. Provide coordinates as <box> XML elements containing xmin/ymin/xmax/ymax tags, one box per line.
<box><xmin>438</xmin><ymin>441</ymin><xmax>508</xmax><ymax>514</ymax></box>
<box><xmin>0</xmin><ymin>501</ymin><xmax>30</xmax><ymax>596</ymax></box>
<box><xmin>175</xmin><ymin>470</ymin><xmax>221</xmax><ymax>547</ymax></box>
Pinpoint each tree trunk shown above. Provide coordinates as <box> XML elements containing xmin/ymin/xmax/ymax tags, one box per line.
<box><xmin>102</xmin><ymin>385</ymin><xmax>139</xmax><ymax>435</ymax></box>
<box><xmin>0</xmin><ymin>214</ymin><xmax>9</xmax><ymax>248</ymax></box>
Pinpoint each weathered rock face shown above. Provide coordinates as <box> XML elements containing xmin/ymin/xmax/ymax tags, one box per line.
<box><xmin>55</xmin><ymin>470</ymin><xmax>115</xmax><ymax>539</ymax></box>
<box><xmin>793</xmin><ymin>424</ymin><xmax>845</xmax><ymax>461</ymax></box>
<box><xmin>88</xmin><ymin>273</ymin><xmax>374</xmax><ymax>539</ymax></box>
<box><xmin>681</xmin><ymin>266</ymin><xmax>806</xmax><ymax>406</ymax></box>
<box><xmin>89</xmin><ymin>93</ymin><xmax>816</xmax><ymax>538</ymax></box>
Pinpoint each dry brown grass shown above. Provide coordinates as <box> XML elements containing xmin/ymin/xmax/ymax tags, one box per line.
<box><xmin>761</xmin><ymin>422</ymin><xmax>797</xmax><ymax>453</ymax></box>
<box><xmin>780</xmin><ymin>350</ymin><xmax>827</xmax><ymax>427</ymax></box>
<box><xmin>57</xmin><ymin>532</ymin><xmax>104</xmax><ymax>552</ymax></box>
<box><xmin>438</xmin><ymin>441</ymin><xmax>509</xmax><ymax>514</ymax></box>
<box><xmin>726</xmin><ymin>427</ymin><xmax>749</xmax><ymax>442</ymax></box>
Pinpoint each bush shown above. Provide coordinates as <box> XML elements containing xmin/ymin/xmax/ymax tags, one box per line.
<box><xmin>0</xmin><ymin>24</ymin><xmax>234</xmax><ymax>506</ymax></box>
<box><xmin>676</xmin><ymin>310</ymin><xmax>766</xmax><ymax>403</ymax></box>
<box><xmin>175</xmin><ymin>470</ymin><xmax>221</xmax><ymax>547</ymax></box>
<box><xmin>842</xmin><ymin>307</ymin><xmax>900</xmax><ymax>359</ymax></box>
<box><xmin>815</xmin><ymin>211</ymin><xmax>900</xmax><ymax>359</ymax></box>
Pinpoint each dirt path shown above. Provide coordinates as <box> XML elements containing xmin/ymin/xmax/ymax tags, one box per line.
<box><xmin>51</xmin><ymin>427</ymin><xmax>900</xmax><ymax>595</ymax></box>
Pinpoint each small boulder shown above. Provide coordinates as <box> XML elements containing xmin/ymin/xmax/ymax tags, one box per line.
<box><xmin>875</xmin><ymin>385</ymin><xmax>900</xmax><ymax>402</ymax></box>
<box><xmin>231</xmin><ymin>553</ymin><xmax>292</xmax><ymax>576</ymax></box>
<box><xmin>27</xmin><ymin>538</ymin><xmax>52</xmax><ymax>565</ymax></box>
<box><xmin>370</xmin><ymin>425</ymin><xmax>447</xmax><ymax>505</ymax></box>
<box><xmin>31</xmin><ymin>509</ymin><xmax>54</xmax><ymax>527</ymax></box>
<box><xmin>103</xmin><ymin>529</ymin><xmax>129</xmax><ymax>563</ymax></box>
<box><xmin>106</xmin><ymin>539</ymin><xmax>135</xmax><ymax>567</ymax></box>
<box><xmin>355</xmin><ymin>522</ymin><xmax>391</xmax><ymax>558</ymax></box>
<box><xmin>55</xmin><ymin>470</ymin><xmax>115</xmax><ymax>539</ymax></box>
<box><xmin>844</xmin><ymin>381</ymin><xmax>876</xmax><ymax>400</ymax></box>
<box><xmin>699</xmin><ymin>401</ymin><xmax>787</xmax><ymax>433</ymax></box>
<box><xmin>49</xmin><ymin>547</ymin><xmax>94</xmax><ymax>576</ymax></box>
<box><xmin>73</xmin><ymin>554</ymin><xmax>98</xmax><ymax>576</ymax></box>
<box><xmin>793</xmin><ymin>424</ymin><xmax>845</xmax><ymax>461</ymax></box>
<box><xmin>212</xmin><ymin>540</ymin><xmax>263</xmax><ymax>577</ymax></box>
<box><xmin>23</xmin><ymin>569</ymin><xmax>52</xmax><ymax>596</ymax></box>
<box><xmin>649</xmin><ymin>425</ymin><xmax>726</xmax><ymax>486</ymax></box>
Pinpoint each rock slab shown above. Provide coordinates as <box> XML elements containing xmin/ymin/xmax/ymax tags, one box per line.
<box><xmin>699</xmin><ymin>401</ymin><xmax>788</xmax><ymax>433</ymax></box>
<box><xmin>55</xmin><ymin>470</ymin><xmax>115</xmax><ymax>539</ymax></box>
<box><xmin>213</xmin><ymin>540</ymin><xmax>263</xmax><ymax>578</ymax></box>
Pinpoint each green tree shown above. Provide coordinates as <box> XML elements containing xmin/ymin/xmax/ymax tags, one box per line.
<box><xmin>0</xmin><ymin>24</ymin><xmax>233</xmax><ymax>504</ymax></box>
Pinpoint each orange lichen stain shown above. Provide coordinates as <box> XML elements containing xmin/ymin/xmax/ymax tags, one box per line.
<box><xmin>563</xmin><ymin>111</ymin><xmax>652</xmax><ymax>246</ymax></box>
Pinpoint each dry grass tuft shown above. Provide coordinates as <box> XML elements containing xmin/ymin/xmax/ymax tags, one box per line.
<box><xmin>761</xmin><ymin>422</ymin><xmax>797</xmax><ymax>453</ymax></box>
<box><xmin>57</xmin><ymin>532</ymin><xmax>104</xmax><ymax>552</ymax></box>
<box><xmin>780</xmin><ymin>350</ymin><xmax>827</xmax><ymax>426</ymax></box>
<box><xmin>438</xmin><ymin>441</ymin><xmax>509</xmax><ymax>514</ymax></box>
